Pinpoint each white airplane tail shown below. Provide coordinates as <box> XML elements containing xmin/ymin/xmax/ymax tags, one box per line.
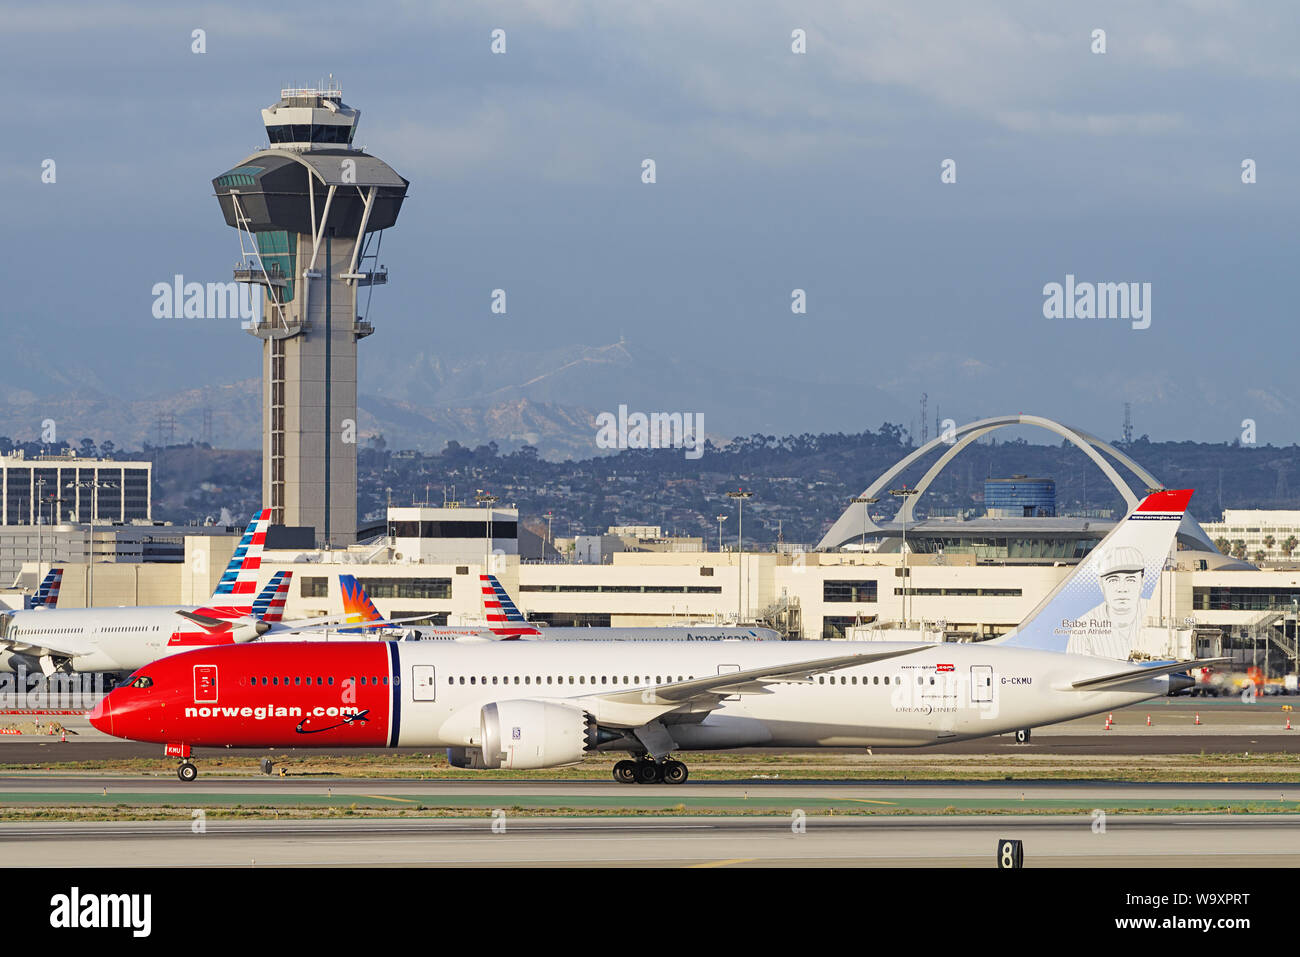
<box><xmin>992</xmin><ymin>489</ymin><xmax>1192</xmax><ymax>661</ymax></box>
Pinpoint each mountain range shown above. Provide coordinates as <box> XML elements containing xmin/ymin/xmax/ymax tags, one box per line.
<box><xmin>0</xmin><ymin>339</ymin><xmax>910</xmax><ymax>459</ymax></box>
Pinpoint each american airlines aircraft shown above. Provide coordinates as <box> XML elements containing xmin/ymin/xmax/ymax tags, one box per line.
<box><xmin>28</xmin><ymin>567</ymin><xmax>64</xmax><ymax>609</ymax></box>
<box><xmin>0</xmin><ymin>511</ymin><xmax>273</xmax><ymax>676</ymax></box>
<box><xmin>90</xmin><ymin>490</ymin><xmax>1222</xmax><ymax>784</ymax></box>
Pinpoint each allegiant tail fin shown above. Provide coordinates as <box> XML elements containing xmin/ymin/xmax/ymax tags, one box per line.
<box><xmin>339</xmin><ymin>574</ymin><xmax>384</xmax><ymax>633</ymax></box>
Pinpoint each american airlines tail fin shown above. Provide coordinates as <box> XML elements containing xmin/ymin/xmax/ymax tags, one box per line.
<box><xmin>30</xmin><ymin>567</ymin><xmax>63</xmax><ymax>609</ymax></box>
<box><xmin>992</xmin><ymin>489</ymin><xmax>1193</xmax><ymax>661</ymax></box>
<box><xmin>253</xmin><ymin>570</ymin><xmax>292</xmax><ymax>623</ymax></box>
<box><xmin>201</xmin><ymin>509</ymin><xmax>272</xmax><ymax>618</ymax></box>
<box><xmin>338</xmin><ymin>574</ymin><xmax>384</xmax><ymax>633</ymax></box>
<box><xmin>481</xmin><ymin>575</ymin><xmax>541</xmax><ymax>638</ymax></box>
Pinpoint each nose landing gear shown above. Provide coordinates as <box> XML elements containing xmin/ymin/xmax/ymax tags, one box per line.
<box><xmin>165</xmin><ymin>743</ymin><xmax>198</xmax><ymax>781</ymax></box>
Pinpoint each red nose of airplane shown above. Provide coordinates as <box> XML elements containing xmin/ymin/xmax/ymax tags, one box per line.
<box><xmin>87</xmin><ymin>693</ymin><xmax>112</xmax><ymax>736</ymax></box>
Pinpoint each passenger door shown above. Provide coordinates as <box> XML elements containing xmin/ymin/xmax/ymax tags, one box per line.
<box><xmin>411</xmin><ymin>664</ymin><xmax>438</xmax><ymax>702</ymax></box>
<box><xmin>970</xmin><ymin>665</ymin><xmax>993</xmax><ymax>704</ymax></box>
<box><xmin>193</xmin><ymin>664</ymin><xmax>219</xmax><ymax>704</ymax></box>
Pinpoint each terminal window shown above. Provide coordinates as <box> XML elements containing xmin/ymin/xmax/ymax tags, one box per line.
<box><xmin>300</xmin><ymin>576</ymin><xmax>328</xmax><ymax>598</ymax></box>
<box><xmin>355</xmin><ymin>577</ymin><xmax>451</xmax><ymax>600</ymax></box>
<box><xmin>389</xmin><ymin>520</ymin><xmax>519</xmax><ymax>540</ymax></box>
<box><xmin>824</xmin><ymin>580</ymin><xmax>878</xmax><ymax>603</ymax></box>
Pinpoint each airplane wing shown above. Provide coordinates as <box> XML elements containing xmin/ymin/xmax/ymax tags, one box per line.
<box><xmin>0</xmin><ymin>632</ymin><xmax>96</xmax><ymax>659</ymax></box>
<box><xmin>577</xmin><ymin>645</ymin><xmax>928</xmax><ymax>727</ymax></box>
<box><xmin>1069</xmin><ymin>657</ymin><xmax>1230</xmax><ymax>691</ymax></box>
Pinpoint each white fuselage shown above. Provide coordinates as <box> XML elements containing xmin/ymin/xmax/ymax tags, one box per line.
<box><xmin>385</xmin><ymin>639</ymin><xmax>1174</xmax><ymax>750</ymax></box>
<box><xmin>0</xmin><ymin>605</ymin><xmax>255</xmax><ymax>674</ymax></box>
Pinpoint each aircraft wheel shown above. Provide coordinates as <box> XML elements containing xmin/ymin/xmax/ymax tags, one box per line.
<box><xmin>612</xmin><ymin>760</ymin><xmax>638</xmax><ymax>784</ymax></box>
<box><xmin>636</xmin><ymin>760</ymin><xmax>664</xmax><ymax>785</ymax></box>
<box><xmin>177</xmin><ymin>762</ymin><xmax>198</xmax><ymax>783</ymax></box>
<box><xmin>1014</xmin><ymin>729</ymin><xmax>1031</xmax><ymax>744</ymax></box>
<box><xmin>662</xmin><ymin>760</ymin><xmax>688</xmax><ymax>785</ymax></box>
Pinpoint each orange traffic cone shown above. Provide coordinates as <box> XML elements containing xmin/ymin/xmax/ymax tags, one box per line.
<box><xmin>1146</xmin><ymin>714</ymin><xmax>1152</xmax><ymax>727</ymax></box>
<box><xmin>1287</xmin><ymin>718</ymin><xmax>1292</xmax><ymax>730</ymax></box>
<box><xmin>1104</xmin><ymin>717</ymin><xmax>1112</xmax><ymax>731</ymax></box>
<box><xmin>59</xmin><ymin>730</ymin><xmax>66</xmax><ymax>743</ymax></box>
<box><xmin>1195</xmin><ymin>712</ymin><xmax>1201</xmax><ymax>725</ymax></box>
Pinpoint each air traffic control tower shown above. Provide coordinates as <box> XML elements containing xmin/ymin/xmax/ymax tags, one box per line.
<box><xmin>212</xmin><ymin>84</ymin><xmax>408</xmax><ymax>546</ymax></box>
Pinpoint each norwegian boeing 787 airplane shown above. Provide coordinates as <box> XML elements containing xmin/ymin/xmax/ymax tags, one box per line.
<box><xmin>91</xmin><ymin>490</ymin><xmax>1222</xmax><ymax>783</ymax></box>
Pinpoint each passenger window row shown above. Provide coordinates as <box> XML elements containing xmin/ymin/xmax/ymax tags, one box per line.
<box><xmin>814</xmin><ymin>675</ymin><xmax>942</xmax><ymax>686</ymax></box>
<box><xmin>237</xmin><ymin>675</ymin><xmax>398</xmax><ymax>687</ymax></box>
<box><xmin>446</xmin><ymin>674</ymin><xmax>695</xmax><ymax>687</ymax></box>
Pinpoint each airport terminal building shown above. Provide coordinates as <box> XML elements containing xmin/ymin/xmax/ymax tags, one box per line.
<box><xmin>9</xmin><ymin>415</ymin><xmax>1299</xmax><ymax>676</ymax></box>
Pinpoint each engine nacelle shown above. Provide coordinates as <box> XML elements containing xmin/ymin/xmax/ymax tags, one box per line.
<box><xmin>480</xmin><ymin>699</ymin><xmax>597</xmax><ymax>770</ymax></box>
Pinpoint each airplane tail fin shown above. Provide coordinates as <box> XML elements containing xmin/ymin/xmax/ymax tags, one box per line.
<box><xmin>202</xmin><ymin>509</ymin><xmax>272</xmax><ymax>617</ymax></box>
<box><xmin>991</xmin><ymin>489</ymin><xmax>1193</xmax><ymax>661</ymax></box>
<box><xmin>338</xmin><ymin>574</ymin><xmax>384</xmax><ymax>633</ymax></box>
<box><xmin>252</xmin><ymin>570</ymin><xmax>292</xmax><ymax>623</ymax></box>
<box><xmin>30</xmin><ymin>567</ymin><xmax>63</xmax><ymax>609</ymax></box>
<box><xmin>480</xmin><ymin>574</ymin><xmax>541</xmax><ymax>638</ymax></box>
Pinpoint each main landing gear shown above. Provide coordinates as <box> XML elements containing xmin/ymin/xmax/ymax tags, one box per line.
<box><xmin>612</xmin><ymin>757</ymin><xmax>688</xmax><ymax>785</ymax></box>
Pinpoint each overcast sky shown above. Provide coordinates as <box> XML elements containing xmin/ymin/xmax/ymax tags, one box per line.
<box><xmin>3</xmin><ymin>0</ymin><xmax>1297</xmax><ymax>445</ymax></box>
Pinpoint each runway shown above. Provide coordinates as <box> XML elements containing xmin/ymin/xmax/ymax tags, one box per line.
<box><xmin>2</xmin><ymin>698</ymin><xmax>1297</xmax><ymax>763</ymax></box>
<box><xmin>4</xmin><ymin>776</ymin><xmax>1300</xmax><ymax>804</ymax></box>
<box><xmin>5</xmin><ymin>698</ymin><xmax>1298</xmax><ymax>867</ymax></box>
<box><xmin>3</xmin><ymin>812</ymin><xmax>1298</xmax><ymax>867</ymax></box>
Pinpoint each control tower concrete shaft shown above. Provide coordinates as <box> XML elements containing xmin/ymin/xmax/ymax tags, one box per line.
<box><xmin>212</xmin><ymin>84</ymin><xmax>408</xmax><ymax>546</ymax></box>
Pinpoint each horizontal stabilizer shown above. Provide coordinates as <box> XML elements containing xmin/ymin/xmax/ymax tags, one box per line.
<box><xmin>175</xmin><ymin>609</ymin><xmax>229</xmax><ymax>631</ymax></box>
<box><xmin>1070</xmin><ymin>657</ymin><xmax>1229</xmax><ymax>691</ymax></box>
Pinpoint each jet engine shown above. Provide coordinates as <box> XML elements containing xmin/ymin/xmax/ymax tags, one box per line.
<box><xmin>479</xmin><ymin>699</ymin><xmax>600</xmax><ymax>770</ymax></box>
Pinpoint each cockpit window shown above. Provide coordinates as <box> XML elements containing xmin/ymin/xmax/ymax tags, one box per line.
<box><xmin>130</xmin><ymin>676</ymin><xmax>153</xmax><ymax>689</ymax></box>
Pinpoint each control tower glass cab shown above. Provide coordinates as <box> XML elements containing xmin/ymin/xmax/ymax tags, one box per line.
<box><xmin>262</xmin><ymin>86</ymin><xmax>359</xmax><ymax>148</ymax></box>
<box><xmin>212</xmin><ymin>85</ymin><xmax>408</xmax><ymax>547</ymax></box>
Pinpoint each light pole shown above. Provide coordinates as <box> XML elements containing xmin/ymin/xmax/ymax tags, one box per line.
<box><xmin>475</xmin><ymin>490</ymin><xmax>498</xmax><ymax>574</ymax></box>
<box><xmin>546</xmin><ymin>511</ymin><xmax>554</xmax><ymax>560</ymax></box>
<box><xmin>727</xmin><ymin>490</ymin><xmax>753</xmax><ymax>622</ymax></box>
<box><xmin>66</xmin><ymin>478</ymin><xmax>117</xmax><ymax>608</ymax></box>
<box><xmin>35</xmin><ymin>477</ymin><xmax>46</xmax><ymax>585</ymax></box>
<box><xmin>716</xmin><ymin>514</ymin><xmax>727</xmax><ymax>553</ymax></box>
<box><xmin>852</xmin><ymin>496</ymin><xmax>878</xmax><ymax>557</ymax></box>
<box><xmin>890</xmin><ymin>486</ymin><xmax>919</xmax><ymax>628</ymax></box>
